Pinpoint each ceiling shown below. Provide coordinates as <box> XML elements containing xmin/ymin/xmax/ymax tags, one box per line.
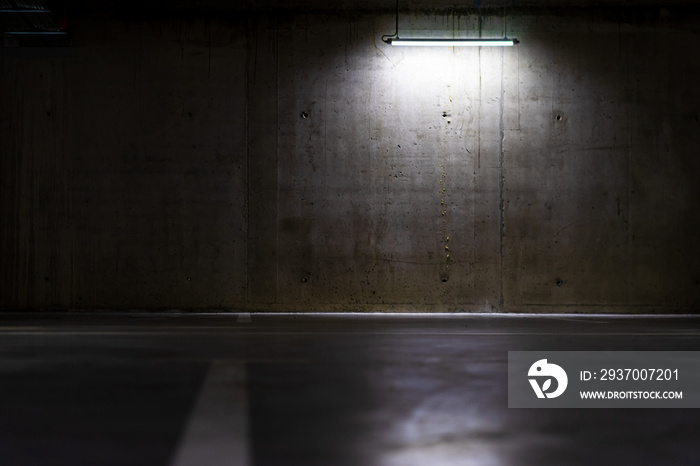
<box><xmin>3</xmin><ymin>0</ymin><xmax>698</xmax><ymax>42</ymax></box>
<box><xmin>63</xmin><ymin>0</ymin><xmax>700</xmax><ymax>11</ymax></box>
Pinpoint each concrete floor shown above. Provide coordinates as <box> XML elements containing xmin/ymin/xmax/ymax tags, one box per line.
<box><xmin>0</xmin><ymin>313</ymin><xmax>699</xmax><ymax>466</ymax></box>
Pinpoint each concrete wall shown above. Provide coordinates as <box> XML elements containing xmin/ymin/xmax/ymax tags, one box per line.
<box><xmin>1</xmin><ymin>7</ymin><xmax>699</xmax><ymax>312</ymax></box>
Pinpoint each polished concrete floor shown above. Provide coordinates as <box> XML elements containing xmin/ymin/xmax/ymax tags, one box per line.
<box><xmin>0</xmin><ymin>312</ymin><xmax>699</xmax><ymax>466</ymax></box>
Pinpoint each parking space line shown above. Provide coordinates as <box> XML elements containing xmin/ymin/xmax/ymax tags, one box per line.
<box><xmin>170</xmin><ymin>360</ymin><xmax>250</xmax><ymax>466</ymax></box>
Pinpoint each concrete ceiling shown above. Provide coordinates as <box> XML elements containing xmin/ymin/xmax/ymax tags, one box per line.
<box><xmin>65</xmin><ymin>0</ymin><xmax>700</xmax><ymax>11</ymax></box>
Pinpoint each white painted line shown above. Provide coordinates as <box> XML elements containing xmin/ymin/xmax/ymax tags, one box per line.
<box><xmin>170</xmin><ymin>361</ymin><xmax>250</xmax><ymax>466</ymax></box>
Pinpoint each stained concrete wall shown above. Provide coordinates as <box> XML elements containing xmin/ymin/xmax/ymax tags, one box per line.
<box><xmin>1</xmin><ymin>7</ymin><xmax>699</xmax><ymax>312</ymax></box>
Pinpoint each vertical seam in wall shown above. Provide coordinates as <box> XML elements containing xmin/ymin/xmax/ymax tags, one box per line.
<box><xmin>477</xmin><ymin>49</ymin><xmax>481</xmax><ymax>171</ymax></box>
<box><xmin>476</xmin><ymin>46</ymin><xmax>482</xmax><ymax>306</ymax></box>
<box><xmin>67</xmin><ymin>52</ymin><xmax>75</xmax><ymax>308</ymax></box>
<box><xmin>623</xmin><ymin>25</ymin><xmax>632</xmax><ymax>307</ymax></box>
<box><xmin>498</xmin><ymin>47</ymin><xmax>506</xmax><ymax>311</ymax></box>
<box><xmin>275</xmin><ymin>15</ymin><xmax>280</xmax><ymax>304</ymax></box>
<box><xmin>244</xmin><ymin>17</ymin><xmax>251</xmax><ymax>308</ymax></box>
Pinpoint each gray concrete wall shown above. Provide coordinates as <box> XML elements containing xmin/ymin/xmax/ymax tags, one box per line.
<box><xmin>1</xmin><ymin>7</ymin><xmax>699</xmax><ymax>312</ymax></box>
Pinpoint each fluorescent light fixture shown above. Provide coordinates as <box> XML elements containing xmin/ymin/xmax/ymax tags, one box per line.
<box><xmin>381</xmin><ymin>0</ymin><xmax>520</xmax><ymax>48</ymax></box>
<box><xmin>386</xmin><ymin>38</ymin><xmax>518</xmax><ymax>47</ymax></box>
<box><xmin>3</xmin><ymin>31</ymin><xmax>67</xmax><ymax>35</ymax></box>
